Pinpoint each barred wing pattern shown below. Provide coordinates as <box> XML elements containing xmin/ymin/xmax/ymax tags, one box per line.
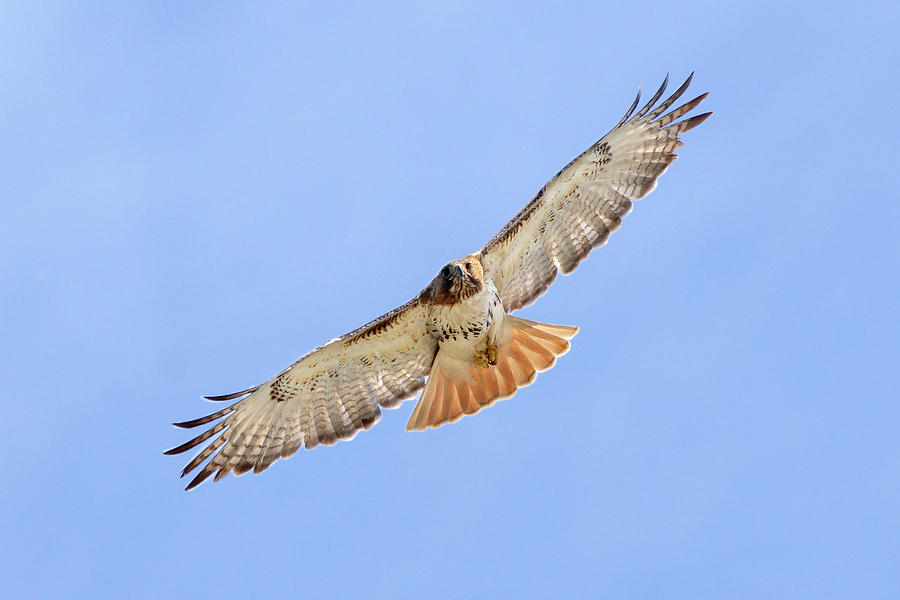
<box><xmin>480</xmin><ymin>74</ymin><xmax>711</xmax><ymax>311</ymax></box>
<box><xmin>165</xmin><ymin>299</ymin><xmax>437</xmax><ymax>490</ymax></box>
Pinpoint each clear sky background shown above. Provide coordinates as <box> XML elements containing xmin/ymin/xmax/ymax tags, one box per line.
<box><xmin>2</xmin><ymin>2</ymin><xmax>898</xmax><ymax>598</ymax></box>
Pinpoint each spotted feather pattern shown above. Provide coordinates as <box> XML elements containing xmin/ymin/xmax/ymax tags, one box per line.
<box><xmin>165</xmin><ymin>299</ymin><xmax>436</xmax><ymax>490</ymax></box>
<box><xmin>480</xmin><ymin>74</ymin><xmax>711</xmax><ymax>311</ymax></box>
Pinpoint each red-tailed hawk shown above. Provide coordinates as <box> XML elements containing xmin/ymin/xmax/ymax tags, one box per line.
<box><xmin>167</xmin><ymin>74</ymin><xmax>711</xmax><ymax>489</ymax></box>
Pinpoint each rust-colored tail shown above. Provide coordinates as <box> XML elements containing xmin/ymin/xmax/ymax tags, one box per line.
<box><xmin>406</xmin><ymin>316</ymin><xmax>578</xmax><ymax>431</ymax></box>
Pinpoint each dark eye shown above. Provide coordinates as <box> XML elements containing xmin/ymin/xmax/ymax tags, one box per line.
<box><xmin>441</xmin><ymin>266</ymin><xmax>451</xmax><ymax>277</ymax></box>
<box><xmin>465</xmin><ymin>262</ymin><xmax>472</xmax><ymax>271</ymax></box>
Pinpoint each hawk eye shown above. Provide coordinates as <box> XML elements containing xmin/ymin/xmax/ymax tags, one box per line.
<box><xmin>441</xmin><ymin>266</ymin><xmax>451</xmax><ymax>277</ymax></box>
<box><xmin>465</xmin><ymin>262</ymin><xmax>472</xmax><ymax>271</ymax></box>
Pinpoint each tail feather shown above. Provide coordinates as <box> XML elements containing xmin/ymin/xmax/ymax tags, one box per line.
<box><xmin>514</xmin><ymin>331</ymin><xmax>557</xmax><ymax>371</ymax></box>
<box><xmin>506</xmin><ymin>343</ymin><xmax>537</xmax><ymax>385</ymax></box>
<box><xmin>454</xmin><ymin>380</ymin><xmax>472</xmax><ymax>415</ymax></box>
<box><xmin>494</xmin><ymin>356</ymin><xmax>517</xmax><ymax>397</ymax></box>
<box><xmin>473</xmin><ymin>366</ymin><xmax>501</xmax><ymax>407</ymax></box>
<box><xmin>406</xmin><ymin>316</ymin><xmax>578</xmax><ymax>431</ymax></box>
<box><xmin>521</xmin><ymin>323</ymin><xmax>577</xmax><ymax>353</ymax></box>
<box><xmin>453</xmin><ymin>380</ymin><xmax>469</xmax><ymax>415</ymax></box>
<box><xmin>425</xmin><ymin>373</ymin><xmax>448</xmax><ymax>426</ymax></box>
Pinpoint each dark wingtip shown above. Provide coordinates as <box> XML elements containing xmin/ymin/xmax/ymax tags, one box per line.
<box><xmin>164</xmin><ymin>438</ymin><xmax>201</xmax><ymax>456</ymax></box>
<box><xmin>172</xmin><ymin>404</ymin><xmax>236</xmax><ymax>429</ymax></box>
<box><xmin>203</xmin><ymin>386</ymin><xmax>256</xmax><ymax>401</ymax></box>
<box><xmin>633</xmin><ymin>74</ymin><xmax>670</xmax><ymax>121</ymax></box>
<box><xmin>684</xmin><ymin>71</ymin><xmax>695</xmax><ymax>87</ymax></box>
<box><xmin>617</xmin><ymin>87</ymin><xmax>642</xmax><ymax>127</ymax></box>
<box><xmin>172</xmin><ymin>418</ymin><xmax>207</xmax><ymax>429</ymax></box>
<box><xmin>680</xmin><ymin>111</ymin><xmax>714</xmax><ymax>132</ymax></box>
<box><xmin>184</xmin><ymin>469</ymin><xmax>213</xmax><ymax>491</ymax></box>
<box><xmin>646</xmin><ymin>72</ymin><xmax>697</xmax><ymax>122</ymax></box>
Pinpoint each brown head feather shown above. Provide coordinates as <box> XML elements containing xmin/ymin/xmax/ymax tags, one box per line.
<box><xmin>420</xmin><ymin>254</ymin><xmax>484</xmax><ymax>305</ymax></box>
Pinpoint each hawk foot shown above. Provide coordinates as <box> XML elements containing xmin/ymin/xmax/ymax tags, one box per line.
<box><xmin>473</xmin><ymin>343</ymin><xmax>499</xmax><ymax>368</ymax></box>
<box><xmin>485</xmin><ymin>343</ymin><xmax>498</xmax><ymax>365</ymax></box>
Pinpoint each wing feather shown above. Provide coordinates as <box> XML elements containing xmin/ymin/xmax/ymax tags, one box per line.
<box><xmin>167</xmin><ymin>298</ymin><xmax>437</xmax><ymax>489</ymax></box>
<box><xmin>480</xmin><ymin>74</ymin><xmax>711</xmax><ymax>311</ymax></box>
<box><xmin>632</xmin><ymin>73</ymin><xmax>669</xmax><ymax>121</ymax></box>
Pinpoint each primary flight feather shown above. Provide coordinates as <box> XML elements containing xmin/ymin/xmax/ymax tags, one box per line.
<box><xmin>166</xmin><ymin>73</ymin><xmax>711</xmax><ymax>490</ymax></box>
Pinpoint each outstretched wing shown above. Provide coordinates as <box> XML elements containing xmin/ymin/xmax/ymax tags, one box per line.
<box><xmin>479</xmin><ymin>74</ymin><xmax>711</xmax><ymax>311</ymax></box>
<box><xmin>165</xmin><ymin>298</ymin><xmax>437</xmax><ymax>490</ymax></box>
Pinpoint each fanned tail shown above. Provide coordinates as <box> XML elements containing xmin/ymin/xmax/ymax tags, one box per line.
<box><xmin>406</xmin><ymin>316</ymin><xmax>578</xmax><ymax>431</ymax></box>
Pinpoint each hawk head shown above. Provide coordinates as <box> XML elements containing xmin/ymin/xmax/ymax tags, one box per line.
<box><xmin>422</xmin><ymin>254</ymin><xmax>484</xmax><ymax>305</ymax></box>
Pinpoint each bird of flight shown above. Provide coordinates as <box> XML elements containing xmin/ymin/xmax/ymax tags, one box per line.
<box><xmin>167</xmin><ymin>73</ymin><xmax>711</xmax><ymax>490</ymax></box>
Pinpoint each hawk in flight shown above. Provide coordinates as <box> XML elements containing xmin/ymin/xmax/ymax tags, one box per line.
<box><xmin>167</xmin><ymin>74</ymin><xmax>711</xmax><ymax>489</ymax></box>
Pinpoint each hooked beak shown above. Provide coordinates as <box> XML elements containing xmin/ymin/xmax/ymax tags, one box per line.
<box><xmin>453</xmin><ymin>264</ymin><xmax>465</xmax><ymax>279</ymax></box>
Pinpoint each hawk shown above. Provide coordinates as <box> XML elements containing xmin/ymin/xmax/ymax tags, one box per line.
<box><xmin>167</xmin><ymin>74</ymin><xmax>711</xmax><ymax>489</ymax></box>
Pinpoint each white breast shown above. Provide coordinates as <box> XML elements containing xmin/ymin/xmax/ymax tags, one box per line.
<box><xmin>428</xmin><ymin>280</ymin><xmax>505</xmax><ymax>361</ymax></box>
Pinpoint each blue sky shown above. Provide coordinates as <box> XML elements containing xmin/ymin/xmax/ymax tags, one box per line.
<box><xmin>2</xmin><ymin>2</ymin><xmax>898</xmax><ymax>598</ymax></box>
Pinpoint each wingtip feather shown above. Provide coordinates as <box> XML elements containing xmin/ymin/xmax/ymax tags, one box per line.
<box><xmin>203</xmin><ymin>386</ymin><xmax>257</xmax><ymax>402</ymax></box>
<box><xmin>646</xmin><ymin>72</ymin><xmax>695</xmax><ymax>121</ymax></box>
<box><xmin>616</xmin><ymin>87</ymin><xmax>642</xmax><ymax>127</ymax></box>
<box><xmin>184</xmin><ymin>470</ymin><xmax>212</xmax><ymax>491</ymax></box>
<box><xmin>633</xmin><ymin>74</ymin><xmax>669</xmax><ymax>121</ymax></box>
<box><xmin>669</xmin><ymin>111</ymin><xmax>713</xmax><ymax>134</ymax></box>
<box><xmin>171</xmin><ymin>404</ymin><xmax>236</xmax><ymax>429</ymax></box>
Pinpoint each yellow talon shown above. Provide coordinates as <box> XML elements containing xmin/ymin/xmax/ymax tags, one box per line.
<box><xmin>485</xmin><ymin>343</ymin><xmax>498</xmax><ymax>366</ymax></box>
<box><xmin>473</xmin><ymin>344</ymin><xmax>499</xmax><ymax>368</ymax></box>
